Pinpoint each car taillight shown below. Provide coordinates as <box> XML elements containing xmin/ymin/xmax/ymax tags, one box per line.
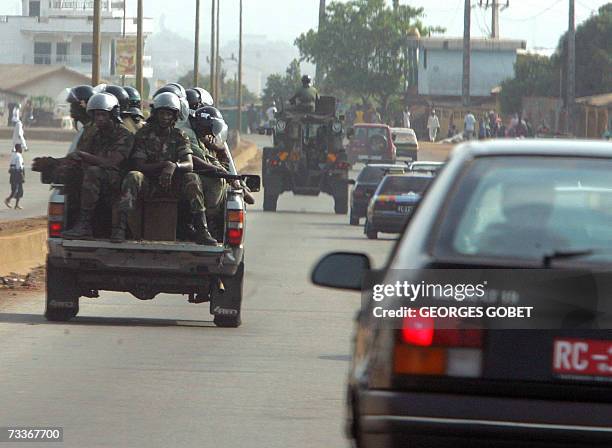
<box><xmin>225</xmin><ymin>210</ymin><xmax>244</xmax><ymax>246</ymax></box>
<box><xmin>48</xmin><ymin>202</ymin><xmax>65</xmax><ymax>238</ymax></box>
<box><xmin>374</xmin><ymin>199</ymin><xmax>397</xmax><ymax>211</ymax></box>
<box><xmin>335</xmin><ymin>161</ymin><xmax>351</xmax><ymax>170</ymax></box>
<box><xmin>394</xmin><ymin>316</ymin><xmax>483</xmax><ymax>378</ymax></box>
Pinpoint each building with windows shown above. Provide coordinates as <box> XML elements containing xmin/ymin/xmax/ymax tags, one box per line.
<box><xmin>0</xmin><ymin>0</ymin><xmax>153</xmax><ymax>79</ymax></box>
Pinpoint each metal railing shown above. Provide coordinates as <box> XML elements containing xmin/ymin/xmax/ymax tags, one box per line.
<box><xmin>49</xmin><ymin>1</ymin><xmax>110</xmax><ymax>10</ymax></box>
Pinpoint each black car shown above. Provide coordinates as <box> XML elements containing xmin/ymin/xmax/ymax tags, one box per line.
<box><xmin>364</xmin><ymin>173</ymin><xmax>433</xmax><ymax>239</ymax></box>
<box><xmin>313</xmin><ymin>140</ymin><xmax>612</xmax><ymax>447</ymax></box>
<box><xmin>350</xmin><ymin>164</ymin><xmax>407</xmax><ymax>225</ymax></box>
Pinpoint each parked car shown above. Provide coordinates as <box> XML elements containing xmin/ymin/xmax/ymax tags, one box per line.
<box><xmin>312</xmin><ymin>140</ymin><xmax>612</xmax><ymax>447</ymax></box>
<box><xmin>350</xmin><ymin>163</ymin><xmax>407</xmax><ymax>226</ymax></box>
<box><xmin>346</xmin><ymin>123</ymin><xmax>397</xmax><ymax>164</ymax></box>
<box><xmin>408</xmin><ymin>160</ymin><xmax>444</xmax><ymax>174</ymax></box>
<box><xmin>364</xmin><ymin>173</ymin><xmax>433</xmax><ymax>239</ymax></box>
<box><xmin>391</xmin><ymin>127</ymin><xmax>418</xmax><ymax>160</ymax></box>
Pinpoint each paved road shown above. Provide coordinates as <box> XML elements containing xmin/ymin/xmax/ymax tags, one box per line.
<box><xmin>0</xmin><ymin>136</ymin><xmax>451</xmax><ymax>447</ymax></box>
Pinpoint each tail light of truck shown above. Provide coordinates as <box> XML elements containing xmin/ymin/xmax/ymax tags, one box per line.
<box><xmin>394</xmin><ymin>316</ymin><xmax>483</xmax><ymax>378</ymax></box>
<box><xmin>48</xmin><ymin>202</ymin><xmax>65</xmax><ymax>237</ymax></box>
<box><xmin>373</xmin><ymin>197</ymin><xmax>397</xmax><ymax>211</ymax></box>
<box><xmin>225</xmin><ymin>210</ymin><xmax>244</xmax><ymax>246</ymax></box>
<box><xmin>335</xmin><ymin>161</ymin><xmax>351</xmax><ymax>170</ymax></box>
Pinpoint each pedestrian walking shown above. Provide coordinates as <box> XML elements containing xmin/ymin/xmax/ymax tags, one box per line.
<box><xmin>12</xmin><ymin>117</ymin><xmax>28</xmax><ymax>152</ymax></box>
<box><xmin>5</xmin><ymin>144</ymin><xmax>25</xmax><ymax>209</ymax></box>
<box><xmin>463</xmin><ymin>111</ymin><xmax>476</xmax><ymax>140</ymax></box>
<box><xmin>402</xmin><ymin>107</ymin><xmax>411</xmax><ymax>128</ymax></box>
<box><xmin>427</xmin><ymin>110</ymin><xmax>440</xmax><ymax>142</ymax></box>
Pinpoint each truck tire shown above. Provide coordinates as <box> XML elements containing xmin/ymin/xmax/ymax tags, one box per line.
<box><xmin>349</xmin><ymin>209</ymin><xmax>360</xmax><ymax>226</ymax></box>
<box><xmin>263</xmin><ymin>175</ymin><xmax>281</xmax><ymax>212</ymax></box>
<box><xmin>213</xmin><ymin>262</ymin><xmax>244</xmax><ymax>328</ymax></box>
<box><xmin>262</xmin><ymin>147</ymin><xmax>273</xmax><ymax>188</ymax></box>
<box><xmin>44</xmin><ymin>260</ymin><xmax>80</xmax><ymax>322</ymax></box>
<box><xmin>365</xmin><ymin>221</ymin><xmax>378</xmax><ymax>240</ymax></box>
<box><xmin>334</xmin><ymin>183</ymin><xmax>349</xmax><ymax>215</ymax></box>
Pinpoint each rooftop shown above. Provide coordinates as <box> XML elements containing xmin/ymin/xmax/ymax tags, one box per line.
<box><xmin>409</xmin><ymin>37</ymin><xmax>526</xmax><ymax>51</ymax></box>
<box><xmin>0</xmin><ymin>64</ymin><xmax>90</xmax><ymax>91</ymax></box>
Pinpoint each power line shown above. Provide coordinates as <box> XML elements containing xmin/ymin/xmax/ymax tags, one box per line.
<box><xmin>504</xmin><ymin>0</ymin><xmax>564</xmax><ymax>21</ymax></box>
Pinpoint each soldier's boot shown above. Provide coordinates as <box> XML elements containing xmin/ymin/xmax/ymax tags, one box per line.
<box><xmin>62</xmin><ymin>209</ymin><xmax>94</xmax><ymax>239</ymax></box>
<box><xmin>110</xmin><ymin>210</ymin><xmax>129</xmax><ymax>243</ymax></box>
<box><xmin>192</xmin><ymin>212</ymin><xmax>219</xmax><ymax>246</ymax></box>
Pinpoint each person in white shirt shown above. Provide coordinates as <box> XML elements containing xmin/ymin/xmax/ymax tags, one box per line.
<box><xmin>402</xmin><ymin>108</ymin><xmax>411</xmax><ymax>128</ymax></box>
<box><xmin>464</xmin><ymin>111</ymin><xmax>476</xmax><ymax>140</ymax></box>
<box><xmin>11</xmin><ymin>104</ymin><xmax>20</xmax><ymax>124</ymax></box>
<box><xmin>5</xmin><ymin>144</ymin><xmax>25</xmax><ymax>209</ymax></box>
<box><xmin>427</xmin><ymin>110</ymin><xmax>440</xmax><ymax>142</ymax></box>
<box><xmin>266</xmin><ymin>102</ymin><xmax>277</xmax><ymax>124</ymax></box>
<box><xmin>12</xmin><ymin>118</ymin><xmax>28</xmax><ymax>152</ymax></box>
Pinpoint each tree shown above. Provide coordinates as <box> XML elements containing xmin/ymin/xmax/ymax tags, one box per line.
<box><xmin>294</xmin><ymin>0</ymin><xmax>442</xmax><ymax>118</ymax></box>
<box><xmin>261</xmin><ymin>59</ymin><xmax>303</xmax><ymax>107</ymax></box>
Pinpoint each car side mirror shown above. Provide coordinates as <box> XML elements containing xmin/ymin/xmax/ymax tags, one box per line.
<box><xmin>348</xmin><ymin>179</ymin><xmax>356</xmax><ymax>185</ymax></box>
<box><xmin>311</xmin><ymin>252</ymin><xmax>372</xmax><ymax>291</ymax></box>
<box><xmin>346</xmin><ymin>128</ymin><xmax>354</xmax><ymax>139</ymax></box>
<box><xmin>242</xmin><ymin>174</ymin><xmax>261</xmax><ymax>192</ymax></box>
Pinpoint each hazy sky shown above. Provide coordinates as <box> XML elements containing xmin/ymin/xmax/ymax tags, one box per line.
<box><xmin>2</xmin><ymin>0</ymin><xmax>609</xmax><ymax>50</ymax></box>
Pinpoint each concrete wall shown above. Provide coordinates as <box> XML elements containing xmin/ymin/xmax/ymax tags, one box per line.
<box><xmin>13</xmin><ymin>71</ymin><xmax>92</xmax><ymax>101</ymax></box>
<box><xmin>418</xmin><ymin>49</ymin><xmax>517</xmax><ymax>97</ymax></box>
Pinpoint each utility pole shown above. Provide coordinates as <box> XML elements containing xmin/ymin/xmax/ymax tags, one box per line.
<box><xmin>210</xmin><ymin>0</ymin><xmax>216</xmax><ymax>95</ymax></box>
<box><xmin>92</xmin><ymin>0</ymin><xmax>101</xmax><ymax>86</ymax></box>
<box><xmin>215</xmin><ymin>0</ymin><xmax>221</xmax><ymax>103</ymax></box>
<box><xmin>478</xmin><ymin>0</ymin><xmax>508</xmax><ymax>39</ymax></box>
<box><xmin>121</xmin><ymin>0</ymin><xmax>126</xmax><ymax>86</ymax></box>
<box><xmin>567</xmin><ymin>0</ymin><xmax>576</xmax><ymax>135</ymax></box>
<box><xmin>136</xmin><ymin>0</ymin><xmax>144</xmax><ymax>96</ymax></box>
<box><xmin>315</xmin><ymin>0</ymin><xmax>326</xmax><ymax>87</ymax></box>
<box><xmin>237</xmin><ymin>0</ymin><xmax>243</xmax><ymax>133</ymax></box>
<box><xmin>462</xmin><ymin>0</ymin><xmax>471</xmax><ymax>107</ymax></box>
<box><xmin>194</xmin><ymin>0</ymin><xmax>200</xmax><ymax>86</ymax></box>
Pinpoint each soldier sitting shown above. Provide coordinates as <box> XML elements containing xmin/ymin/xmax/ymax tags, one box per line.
<box><xmin>62</xmin><ymin>92</ymin><xmax>134</xmax><ymax>239</ymax></box>
<box><xmin>112</xmin><ymin>92</ymin><xmax>218</xmax><ymax>246</ymax></box>
<box><xmin>289</xmin><ymin>75</ymin><xmax>319</xmax><ymax>113</ymax></box>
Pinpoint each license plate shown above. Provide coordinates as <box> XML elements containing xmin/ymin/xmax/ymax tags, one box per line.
<box><xmin>397</xmin><ymin>205</ymin><xmax>412</xmax><ymax>213</ymax></box>
<box><xmin>553</xmin><ymin>338</ymin><xmax>612</xmax><ymax>379</ymax></box>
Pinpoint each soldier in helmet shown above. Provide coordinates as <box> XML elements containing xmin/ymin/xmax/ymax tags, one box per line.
<box><xmin>124</xmin><ymin>86</ymin><xmax>145</xmax><ymax>127</ymax></box>
<box><xmin>62</xmin><ymin>92</ymin><xmax>135</xmax><ymax>239</ymax></box>
<box><xmin>113</xmin><ymin>92</ymin><xmax>218</xmax><ymax>245</ymax></box>
<box><xmin>289</xmin><ymin>75</ymin><xmax>319</xmax><ymax>113</ymax></box>
<box><xmin>105</xmin><ymin>85</ymin><xmax>143</xmax><ymax>134</ymax></box>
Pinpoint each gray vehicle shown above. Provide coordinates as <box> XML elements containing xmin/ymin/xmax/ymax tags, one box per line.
<box><xmin>313</xmin><ymin>140</ymin><xmax>612</xmax><ymax>447</ymax></box>
<box><xmin>41</xmin><ymin>147</ymin><xmax>259</xmax><ymax>328</ymax></box>
<box><xmin>262</xmin><ymin>96</ymin><xmax>351</xmax><ymax>213</ymax></box>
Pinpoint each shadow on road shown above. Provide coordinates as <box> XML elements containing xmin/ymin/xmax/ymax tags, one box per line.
<box><xmin>0</xmin><ymin>313</ymin><xmax>215</xmax><ymax>328</ymax></box>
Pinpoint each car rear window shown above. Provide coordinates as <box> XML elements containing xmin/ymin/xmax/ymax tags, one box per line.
<box><xmin>437</xmin><ymin>157</ymin><xmax>612</xmax><ymax>260</ymax></box>
<box><xmin>357</xmin><ymin>166</ymin><xmax>403</xmax><ymax>183</ymax></box>
<box><xmin>379</xmin><ymin>176</ymin><xmax>432</xmax><ymax>195</ymax></box>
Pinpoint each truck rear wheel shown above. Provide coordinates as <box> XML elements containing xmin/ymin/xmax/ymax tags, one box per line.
<box><xmin>349</xmin><ymin>209</ymin><xmax>360</xmax><ymax>225</ymax></box>
<box><xmin>263</xmin><ymin>176</ymin><xmax>281</xmax><ymax>212</ymax></box>
<box><xmin>333</xmin><ymin>183</ymin><xmax>349</xmax><ymax>215</ymax></box>
<box><xmin>213</xmin><ymin>262</ymin><xmax>244</xmax><ymax>328</ymax></box>
<box><xmin>44</xmin><ymin>260</ymin><xmax>80</xmax><ymax>322</ymax></box>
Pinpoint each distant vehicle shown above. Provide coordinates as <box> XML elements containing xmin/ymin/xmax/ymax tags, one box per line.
<box><xmin>346</xmin><ymin>123</ymin><xmax>396</xmax><ymax>164</ymax></box>
<box><xmin>261</xmin><ymin>96</ymin><xmax>351</xmax><ymax>213</ymax></box>
<box><xmin>350</xmin><ymin>163</ymin><xmax>407</xmax><ymax>225</ymax></box>
<box><xmin>391</xmin><ymin>127</ymin><xmax>418</xmax><ymax>160</ymax></box>
<box><xmin>408</xmin><ymin>160</ymin><xmax>444</xmax><ymax>173</ymax></box>
<box><xmin>312</xmin><ymin>140</ymin><xmax>612</xmax><ymax>447</ymax></box>
<box><xmin>364</xmin><ymin>173</ymin><xmax>433</xmax><ymax>239</ymax></box>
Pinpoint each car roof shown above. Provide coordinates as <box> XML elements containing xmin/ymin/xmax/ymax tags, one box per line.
<box><xmin>385</xmin><ymin>172</ymin><xmax>434</xmax><ymax>179</ymax></box>
<box><xmin>453</xmin><ymin>139</ymin><xmax>612</xmax><ymax>159</ymax></box>
<box><xmin>361</xmin><ymin>163</ymin><xmax>405</xmax><ymax>170</ymax></box>
<box><xmin>354</xmin><ymin>123</ymin><xmax>390</xmax><ymax>129</ymax></box>
<box><xmin>391</xmin><ymin>127</ymin><xmax>415</xmax><ymax>133</ymax></box>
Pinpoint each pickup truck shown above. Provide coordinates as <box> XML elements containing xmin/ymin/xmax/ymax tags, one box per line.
<box><xmin>40</xmin><ymin>147</ymin><xmax>260</xmax><ymax>328</ymax></box>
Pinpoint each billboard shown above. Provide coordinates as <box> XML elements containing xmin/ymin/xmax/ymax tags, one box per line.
<box><xmin>116</xmin><ymin>38</ymin><xmax>137</xmax><ymax>76</ymax></box>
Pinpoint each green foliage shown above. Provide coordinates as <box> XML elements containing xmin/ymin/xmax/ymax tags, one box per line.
<box><xmin>261</xmin><ymin>59</ymin><xmax>303</xmax><ymax>107</ymax></box>
<box><xmin>294</xmin><ymin>0</ymin><xmax>442</xmax><ymax>117</ymax></box>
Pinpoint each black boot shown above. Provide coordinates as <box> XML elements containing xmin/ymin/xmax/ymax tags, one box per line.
<box><xmin>192</xmin><ymin>212</ymin><xmax>219</xmax><ymax>246</ymax></box>
<box><xmin>62</xmin><ymin>209</ymin><xmax>94</xmax><ymax>239</ymax></box>
<box><xmin>110</xmin><ymin>210</ymin><xmax>129</xmax><ymax>243</ymax></box>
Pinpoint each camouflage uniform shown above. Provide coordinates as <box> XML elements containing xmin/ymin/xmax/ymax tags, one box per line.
<box><xmin>119</xmin><ymin>123</ymin><xmax>205</xmax><ymax>213</ymax></box>
<box><xmin>193</xmin><ymin>138</ymin><xmax>228</xmax><ymax>212</ymax></box>
<box><xmin>77</xmin><ymin>123</ymin><xmax>134</xmax><ymax>211</ymax></box>
<box><xmin>290</xmin><ymin>86</ymin><xmax>319</xmax><ymax>113</ymax></box>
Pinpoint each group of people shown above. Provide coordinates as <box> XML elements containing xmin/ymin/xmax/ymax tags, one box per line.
<box><xmin>4</xmin><ymin>103</ymin><xmax>29</xmax><ymax>209</ymax></box>
<box><xmin>34</xmin><ymin>81</ymin><xmax>249</xmax><ymax>246</ymax></box>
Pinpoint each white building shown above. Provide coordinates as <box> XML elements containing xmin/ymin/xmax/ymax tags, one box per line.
<box><xmin>0</xmin><ymin>0</ymin><xmax>153</xmax><ymax>79</ymax></box>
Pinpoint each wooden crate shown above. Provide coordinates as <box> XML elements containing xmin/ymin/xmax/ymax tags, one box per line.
<box><xmin>142</xmin><ymin>198</ymin><xmax>178</xmax><ymax>241</ymax></box>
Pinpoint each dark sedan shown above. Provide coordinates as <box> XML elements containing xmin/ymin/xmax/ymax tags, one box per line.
<box><xmin>364</xmin><ymin>173</ymin><xmax>433</xmax><ymax>239</ymax></box>
<box><xmin>313</xmin><ymin>140</ymin><xmax>612</xmax><ymax>448</ymax></box>
<box><xmin>350</xmin><ymin>163</ymin><xmax>407</xmax><ymax>225</ymax></box>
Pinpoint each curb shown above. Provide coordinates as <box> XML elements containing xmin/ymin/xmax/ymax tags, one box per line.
<box><xmin>0</xmin><ymin>139</ymin><xmax>259</xmax><ymax>276</ymax></box>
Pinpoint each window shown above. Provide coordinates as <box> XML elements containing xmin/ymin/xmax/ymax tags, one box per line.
<box><xmin>81</xmin><ymin>42</ymin><xmax>92</xmax><ymax>63</ymax></box>
<box><xmin>29</xmin><ymin>1</ymin><xmax>40</xmax><ymax>17</ymax></box>
<box><xmin>56</xmin><ymin>42</ymin><xmax>69</xmax><ymax>63</ymax></box>
<box><xmin>34</xmin><ymin>42</ymin><xmax>51</xmax><ymax>64</ymax></box>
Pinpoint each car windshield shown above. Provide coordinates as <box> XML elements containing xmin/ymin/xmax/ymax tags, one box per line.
<box><xmin>357</xmin><ymin>166</ymin><xmax>404</xmax><ymax>183</ymax></box>
<box><xmin>379</xmin><ymin>176</ymin><xmax>431</xmax><ymax>195</ymax></box>
<box><xmin>437</xmin><ymin>157</ymin><xmax>612</xmax><ymax>260</ymax></box>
